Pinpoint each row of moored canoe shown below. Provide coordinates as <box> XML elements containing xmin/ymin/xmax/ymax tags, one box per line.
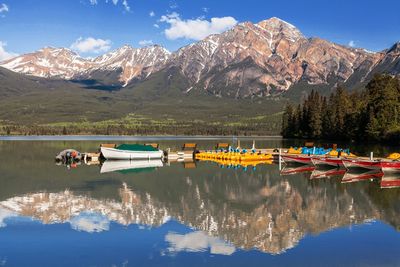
<box><xmin>281</xmin><ymin>154</ymin><xmax>400</xmax><ymax>175</ymax></box>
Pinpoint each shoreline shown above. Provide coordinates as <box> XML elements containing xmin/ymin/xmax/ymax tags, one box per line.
<box><xmin>0</xmin><ymin>135</ymin><xmax>283</xmax><ymax>141</ymax></box>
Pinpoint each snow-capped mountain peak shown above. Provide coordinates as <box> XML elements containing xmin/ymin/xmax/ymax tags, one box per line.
<box><xmin>256</xmin><ymin>17</ymin><xmax>305</xmax><ymax>42</ymax></box>
<box><xmin>0</xmin><ymin>46</ymin><xmax>92</xmax><ymax>79</ymax></box>
<box><xmin>0</xmin><ymin>44</ymin><xmax>171</xmax><ymax>86</ymax></box>
<box><xmin>88</xmin><ymin>45</ymin><xmax>171</xmax><ymax>85</ymax></box>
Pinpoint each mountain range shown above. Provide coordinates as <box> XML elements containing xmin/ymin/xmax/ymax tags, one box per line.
<box><xmin>2</xmin><ymin>17</ymin><xmax>400</xmax><ymax>97</ymax></box>
<box><xmin>0</xmin><ymin>17</ymin><xmax>399</xmax><ymax>132</ymax></box>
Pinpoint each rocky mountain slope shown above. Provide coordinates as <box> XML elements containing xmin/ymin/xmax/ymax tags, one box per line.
<box><xmin>1</xmin><ymin>17</ymin><xmax>399</xmax><ymax>98</ymax></box>
<box><xmin>168</xmin><ymin>17</ymin><xmax>383</xmax><ymax>97</ymax></box>
<box><xmin>0</xmin><ymin>45</ymin><xmax>171</xmax><ymax>88</ymax></box>
<box><xmin>0</xmin><ymin>47</ymin><xmax>92</xmax><ymax>79</ymax></box>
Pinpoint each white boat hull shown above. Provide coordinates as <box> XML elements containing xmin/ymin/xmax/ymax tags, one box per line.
<box><xmin>101</xmin><ymin>147</ymin><xmax>164</xmax><ymax>160</ymax></box>
<box><xmin>100</xmin><ymin>159</ymin><xmax>164</xmax><ymax>173</ymax></box>
<box><xmin>342</xmin><ymin>158</ymin><xmax>381</xmax><ymax>170</ymax></box>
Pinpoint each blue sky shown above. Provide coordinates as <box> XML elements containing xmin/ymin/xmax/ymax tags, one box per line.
<box><xmin>0</xmin><ymin>0</ymin><xmax>399</xmax><ymax>59</ymax></box>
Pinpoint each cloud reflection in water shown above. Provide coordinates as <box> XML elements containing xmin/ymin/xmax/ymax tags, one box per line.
<box><xmin>69</xmin><ymin>212</ymin><xmax>110</xmax><ymax>233</ymax></box>
<box><xmin>165</xmin><ymin>231</ymin><xmax>236</xmax><ymax>255</ymax></box>
<box><xmin>0</xmin><ymin>207</ymin><xmax>16</xmax><ymax>228</ymax></box>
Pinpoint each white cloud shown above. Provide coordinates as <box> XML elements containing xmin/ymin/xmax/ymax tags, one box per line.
<box><xmin>153</xmin><ymin>24</ymin><xmax>160</xmax><ymax>28</ymax></box>
<box><xmin>70</xmin><ymin>212</ymin><xmax>110</xmax><ymax>233</ymax></box>
<box><xmin>70</xmin><ymin>37</ymin><xmax>112</xmax><ymax>54</ymax></box>
<box><xmin>0</xmin><ymin>41</ymin><xmax>17</xmax><ymax>62</ymax></box>
<box><xmin>139</xmin><ymin>40</ymin><xmax>153</xmax><ymax>46</ymax></box>
<box><xmin>90</xmin><ymin>0</ymin><xmax>128</xmax><ymax>11</ymax></box>
<box><xmin>348</xmin><ymin>40</ymin><xmax>356</xmax><ymax>47</ymax></box>
<box><xmin>149</xmin><ymin>11</ymin><xmax>155</xmax><ymax>17</ymax></box>
<box><xmin>160</xmin><ymin>13</ymin><xmax>238</xmax><ymax>40</ymax></box>
<box><xmin>0</xmin><ymin>3</ymin><xmax>9</xmax><ymax>13</ymax></box>
<box><xmin>105</xmin><ymin>0</ymin><xmax>119</xmax><ymax>4</ymax></box>
<box><xmin>122</xmin><ymin>0</ymin><xmax>130</xmax><ymax>12</ymax></box>
<box><xmin>202</xmin><ymin>7</ymin><xmax>209</xmax><ymax>13</ymax></box>
<box><xmin>169</xmin><ymin>1</ymin><xmax>178</xmax><ymax>9</ymax></box>
<box><xmin>165</xmin><ymin>231</ymin><xmax>236</xmax><ymax>255</ymax></box>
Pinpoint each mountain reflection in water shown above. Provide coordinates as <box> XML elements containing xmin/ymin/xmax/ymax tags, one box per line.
<box><xmin>1</xmin><ymin>166</ymin><xmax>400</xmax><ymax>255</ymax></box>
<box><xmin>1</xmin><ymin>140</ymin><xmax>400</xmax><ymax>266</ymax></box>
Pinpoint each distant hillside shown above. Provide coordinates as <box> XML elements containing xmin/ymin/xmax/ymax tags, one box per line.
<box><xmin>0</xmin><ymin>67</ymin><xmax>284</xmax><ymax>135</ymax></box>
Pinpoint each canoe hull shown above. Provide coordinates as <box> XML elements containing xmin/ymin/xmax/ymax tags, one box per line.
<box><xmin>311</xmin><ymin>157</ymin><xmax>344</xmax><ymax>167</ymax></box>
<box><xmin>342</xmin><ymin>158</ymin><xmax>381</xmax><ymax>170</ymax></box>
<box><xmin>101</xmin><ymin>147</ymin><xmax>164</xmax><ymax>160</ymax></box>
<box><xmin>380</xmin><ymin>161</ymin><xmax>400</xmax><ymax>174</ymax></box>
<box><xmin>281</xmin><ymin>155</ymin><xmax>312</xmax><ymax>164</ymax></box>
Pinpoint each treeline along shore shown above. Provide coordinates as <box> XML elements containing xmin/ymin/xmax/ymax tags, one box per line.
<box><xmin>282</xmin><ymin>74</ymin><xmax>400</xmax><ymax>144</ymax></box>
<box><xmin>0</xmin><ymin>120</ymin><xmax>281</xmax><ymax>136</ymax></box>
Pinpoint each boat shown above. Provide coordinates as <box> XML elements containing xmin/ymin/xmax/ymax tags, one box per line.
<box><xmin>380</xmin><ymin>173</ymin><xmax>400</xmax><ymax>188</ymax></box>
<box><xmin>310</xmin><ymin>168</ymin><xmax>346</xmax><ymax>179</ymax></box>
<box><xmin>281</xmin><ymin>154</ymin><xmax>312</xmax><ymax>164</ymax></box>
<box><xmin>380</xmin><ymin>160</ymin><xmax>400</xmax><ymax>175</ymax></box>
<box><xmin>100</xmin><ymin>159</ymin><xmax>163</xmax><ymax>174</ymax></box>
<box><xmin>311</xmin><ymin>156</ymin><xmax>344</xmax><ymax>168</ymax></box>
<box><xmin>342</xmin><ymin>158</ymin><xmax>382</xmax><ymax>170</ymax></box>
<box><xmin>55</xmin><ymin>149</ymin><xmax>82</xmax><ymax>162</ymax></box>
<box><xmin>195</xmin><ymin>151</ymin><xmax>272</xmax><ymax>163</ymax></box>
<box><xmin>341</xmin><ymin>170</ymin><xmax>383</xmax><ymax>184</ymax></box>
<box><xmin>100</xmin><ymin>144</ymin><xmax>164</xmax><ymax>160</ymax></box>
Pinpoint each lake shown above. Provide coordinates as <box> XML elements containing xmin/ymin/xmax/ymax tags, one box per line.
<box><xmin>0</xmin><ymin>137</ymin><xmax>400</xmax><ymax>267</ymax></box>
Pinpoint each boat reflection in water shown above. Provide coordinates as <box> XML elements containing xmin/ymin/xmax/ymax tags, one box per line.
<box><xmin>342</xmin><ymin>170</ymin><xmax>384</xmax><ymax>184</ymax></box>
<box><xmin>281</xmin><ymin>164</ymin><xmax>399</xmax><ymax>189</ymax></box>
<box><xmin>280</xmin><ymin>165</ymin><xmax>315</xmax><ymax>175</ymax></box>
<box><xmin>310</xmin><ymin>167</ymin><xmax>346</xmax><ymax>179</ymax></box>
<box><xmin>281</xmin><ymin>164</ymin><xmax>348</xmax><ymax>179</ymax></box>
<box><xmin>381</xmin><ymin>173</ymin><xmax>400</xmax><ymax>188</ymax></box>
<box><xmin>100</xmin><ymin>160</ymin><xmax>164</xmax><ymax>174</ymax></box>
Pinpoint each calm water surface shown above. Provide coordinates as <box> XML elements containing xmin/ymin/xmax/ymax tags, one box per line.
<box><xmin>0</xmin><ymin>137</ymin><xmax>400</xmax><ymax>267</ymax></box>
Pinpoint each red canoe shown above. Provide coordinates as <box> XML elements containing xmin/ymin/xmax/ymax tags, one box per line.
<box><xmin>281</xmin><ymin>155</ymin><xmax>312</xmax><ymax>164</ymax></box>
<box><xmin>342</xmin><ymin>158</ymin><xmax>382</xmax><ymax>170</ymax></box>
<box><xmin>311</xmin><ymin>156</ymin><xmax>344</xmax><ymax>168</ymax></box>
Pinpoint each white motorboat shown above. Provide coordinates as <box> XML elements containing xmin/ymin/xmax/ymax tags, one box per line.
<box><xmin>100</xmin><ymin>144</ymin><xmax>164</xmax><ymax>160</ymax></box>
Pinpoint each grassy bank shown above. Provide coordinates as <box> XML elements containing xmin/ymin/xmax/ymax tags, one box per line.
<box><xmin>0</xmin><ymin>112</ymin><xmax>283</xmax><ymax>136</ymax></box>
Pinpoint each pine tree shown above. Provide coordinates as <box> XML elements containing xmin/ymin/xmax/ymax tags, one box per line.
<box><xmin>281</xmin><ymin>103</ymin><xmax>295</xmax><ymax>137</ymax></box>
<box><xmin>308</xmin><ymin>90</ymin><xmax>323</xmax><ymax>138</ymax></box>
<box><xmin>365</xmin><ymin>74</ymin><xmax>400</xmax><ymax>141</ymax></box>
<box><xmin>321</xmin><ymin>96</ymin><xmax>330</xmax><ymax>138</ymax></box>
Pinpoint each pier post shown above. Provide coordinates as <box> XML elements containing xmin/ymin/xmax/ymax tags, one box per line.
<box><xmin>279</xmin><ymin>148</ymin><xmax>282</xmax><ymax>171</ymax></box>
<box><xmin>370</xmin><ymin>152</ymin><xmax>374</xmax><ymax>160</ymax></box>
